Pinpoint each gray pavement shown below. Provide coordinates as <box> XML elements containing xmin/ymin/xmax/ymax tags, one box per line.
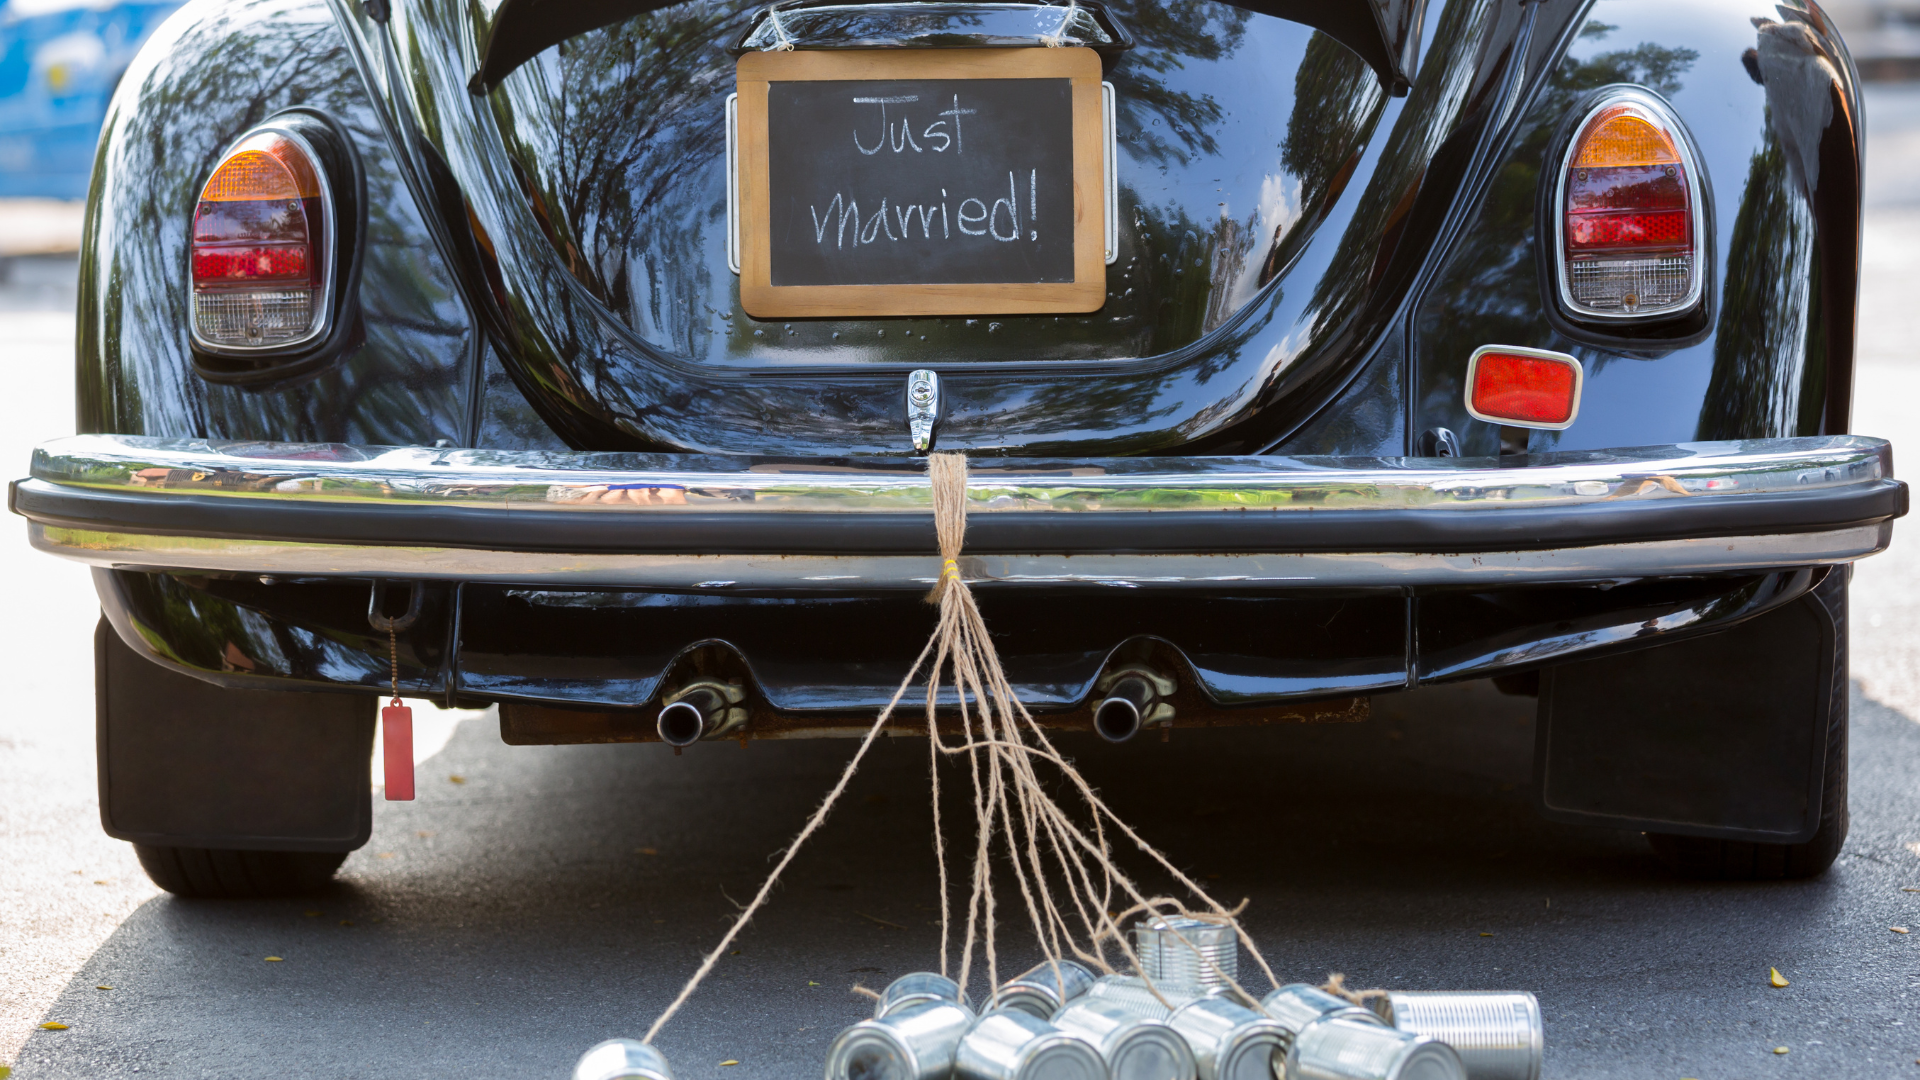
<box><xmin>6</xmin><ymin>86</ymin><xmax>1920</xmax><ymax>1080</ymax></box>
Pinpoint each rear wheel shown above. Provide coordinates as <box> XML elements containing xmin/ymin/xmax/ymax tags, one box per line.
<box><xmin>133</xmin><ymin>846</ymin><xmax>347</xmax><ymax>898</ymax></box>
<box><xmin>1645</xmin><ymin>569</ymin><xmax>1849</xmax><ymax>880</ymax></box>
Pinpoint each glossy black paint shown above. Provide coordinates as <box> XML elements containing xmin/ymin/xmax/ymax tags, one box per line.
<box><xmin>76</xmin><ymin>0</ymin><xmax>481</xmax><ymax>444</ymax></box>
<box><xmin>1412</xmin><ymin>0</ymin><xmax>1861</xmax><ymax>458</ymax></box>
<box><xmin>367</xmin><ymin>0</ymin><xmax>1590</xmax><ymax>455</ymax></box>
<box><xmin>97</xmin><ymin>566</ymin><xmax>1819</xmax><ymax>713</ymax></box>
<box><xmin>66</xmin><ymin>0</ymin><xmax>1865</xmax><ymax>721</ymax></box>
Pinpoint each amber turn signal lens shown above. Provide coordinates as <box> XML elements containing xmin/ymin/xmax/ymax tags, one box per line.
<box><xmin>1465</xmin><ymin>347</ymin><xmax>1583</xmax><ymax>430</ymax></box>
<box><xmin>189</xmin><ymin>128</ymin><xmax>330</xmax><ymax>351</ymax></box>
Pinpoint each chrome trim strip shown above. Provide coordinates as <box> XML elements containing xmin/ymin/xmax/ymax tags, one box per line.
<box><xmin>726</xmin><ymin>91</ymin><xmax>741</xmax><ymax>276</ymax></box>
<box><xmin>26</xmin><ymin>522</ymin><xmax>1892</xmax><ymax>588</ymax></box>
<box><xmin>24</xmin><ymin>434</ymin><xmax>1893</xmax><ymax>518</ymax></box>
<box><xmin>1103</xmin><ymin>80</ymin><xmax>1117</xmax><ymax>265</ymax></box>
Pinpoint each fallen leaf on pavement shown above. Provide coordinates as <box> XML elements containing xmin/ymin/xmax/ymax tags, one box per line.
<box><xmin>265</xmin><ymin>956</ymin><xmax>283</xmax><ymax>962</ymax></box>
<box><xmin>376</xmin><ymin>852</ymin><xmax>396</xmax><ymax>859</ymax></box>
<box><xmin>720</xmin><ymin>1061</ymin><xmax>739</xmax><ymax>1067</ymax></box>
<box><xmin>38</xmin><ymin>1022</ymin><xmax>67</xmax><ymax>1030</ymax></box>
<box><xmin>1768</xmin><ymin>967</ymin><xmax>1789</xmax><ymax>988</ymax></box>
<box><xmin>1893</xmin><ymin>927</ymin><xmax>1910</xmax><ymax>934</ymax></box>
<box><xmin>636</xmin><ymin>847</ymin><xmax>658</xmax><ymax>855</ymax></box>
<box><xmin>808</xmin><ymin>980</ymin><xmax>820</xmax><ymax>986</ymax></box>
<box><xmin>448</xmin><ymin>774</ymin><xmax>466</xmax><ymax>784</ymax></box>
<box><xmin>95</xmin><ymin>985</ymin><xmax>111</xmax><ymax>991</ymax></box>
<box><xmin>1773</xmin><ymin>1046</ymin><xmax>1790</xmax><ymax>1055</ymax></box>
<box><xmin>1479</xmin><ymin>932</ymin><xmax>1494</xmax><ymax>937</ymax></box>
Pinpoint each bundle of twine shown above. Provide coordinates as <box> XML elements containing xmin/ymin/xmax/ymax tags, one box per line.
<box><xmin>641</xmin><ymin>452</ymin><xmax>1282</xmax><ymax>1045</ymax></box>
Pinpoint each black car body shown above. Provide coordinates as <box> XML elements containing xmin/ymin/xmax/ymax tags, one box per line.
<box><xmin>8</xmin><ymin>0</ymin><xmax>1905</xmax><ymax>893</ymax></box>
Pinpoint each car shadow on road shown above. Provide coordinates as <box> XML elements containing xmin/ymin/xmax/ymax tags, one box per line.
<box><xmin>12</xmin><ymin>679</ymin><xmax>1915</xmax><ymax>1079</ymax></box>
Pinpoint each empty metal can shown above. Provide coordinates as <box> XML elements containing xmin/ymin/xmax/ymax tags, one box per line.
<box><xmin>875</xmin><ymin>972</ymin><xmax>972</xmax><ymax>1019</ymax></box>
<box><xmin>1374</xmin><ymin>992</ymin><xmax>1542</xmax><ymax>1080</ymax></box>
<box><xmin>1259</xmin><ymin>984</ymin><xmax>1381</xmax><ymax>1033</ymax></box>
<box><xmin>573</xmin><ymin>1039</ymin><xmax>674</xmax><ymax>1080</ymax></box>
<box><xmin>992</xmin><ymin>958</ymin><xmax>1097</xmax><ymax>1019</ymax></box>
<box><xmin>953</xmin><ymin>1009</ymin><xmax>1109</xmax><ymax>1080</ymax></box>
<box><xmin>1167</xmin><ymin>995</ymin><xmax>1289</xmax><ymax>1080</ymax></box>
<box><xmin>1136</xmin><ymin>917</ymin><xmax>1238</xmax><ymax>990</ymax></box>
<box><xmin>1290</xmin><ymin>1017</ymin><xmax>1464</xmax><ymax>1080</ymax></box>
<box><xmin>1084</xmin><ymin>974</ymin><xmax>1205</xmax><ymax>1021</ymax></box>
<box><xmin>827</xmin><ymin>1001</ymin><xmax>977</xmax><ymax>1080</ymax></box>
<box><xmin>1053</xmin><ymin>998</ymin><xmax>1198</xmax><ymax>1080</ymax></box>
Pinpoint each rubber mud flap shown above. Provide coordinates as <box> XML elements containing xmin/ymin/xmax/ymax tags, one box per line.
<box><xmin>1534</xmin><ymin>587</ymin><xmax>1834</xmax><ymax>843</ymax></box>
<box><xmin>96</xmin><ymin>618</ymin><xmax>376</xmax><ymax>851</ymax></box>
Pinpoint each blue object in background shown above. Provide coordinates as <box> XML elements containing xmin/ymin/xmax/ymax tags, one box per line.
<box><xmin>0</xmin><ymin>0</ymin><xmax>181</xmax><ymax>199</ymax></box>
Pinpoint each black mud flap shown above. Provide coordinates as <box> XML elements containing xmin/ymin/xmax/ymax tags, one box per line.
<box><xmin>96</xmin><ymin>618</ymin><xmax>377</xmax><ymax>851</ymax></box>
<box><xmin>1535</xmin><ymin>586</ymin><xmax>1835</xmax><ymax>843</ymax></box>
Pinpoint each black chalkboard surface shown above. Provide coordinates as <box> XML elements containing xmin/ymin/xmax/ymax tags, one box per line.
<box><xmin>766</xmin><ymin>78</ymin><xmax>1076</xmax><ymax>287</ymax></box>
<box><xmin>737</xmin><ymin>48</ymin><xmax>1106</xmax><ymax>319</ymax></box>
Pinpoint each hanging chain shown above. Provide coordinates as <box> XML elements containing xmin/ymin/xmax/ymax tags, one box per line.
<box><xmin>388</xmin><ymin>623</ymin><xmax>400</xmax><ymax>704</ymax></box>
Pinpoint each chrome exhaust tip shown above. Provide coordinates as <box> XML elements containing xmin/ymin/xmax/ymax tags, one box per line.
<box><xmin>1093</xmin><ymin>680</ymin><xmax>1149</xmax><ymax>743</ymax></box>
<box><xmin>656</xmin><ymin>686</ymin><xmax>731</xmax><ymax>747</ymax></box>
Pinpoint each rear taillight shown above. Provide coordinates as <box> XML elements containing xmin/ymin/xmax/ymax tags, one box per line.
<box><xmin>1555</xmin><ymin>90</ymin><xmax>1703</xmax><ymax>321</ymax></box>
<box><xmin>1465</xmin><ymin>346</ymin><xmax>1583</xmax><ymax>429</ymax></box>
<box><xmin>190</xmin><ymin>128</ymin><xmax>332</xmax><ymax>351</ymax></box>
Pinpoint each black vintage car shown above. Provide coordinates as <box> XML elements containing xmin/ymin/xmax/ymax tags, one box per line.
<box><xmin>6</xmin><ymin>0</ymin><xmax>1902</xmax><ymax>896</ymax></box>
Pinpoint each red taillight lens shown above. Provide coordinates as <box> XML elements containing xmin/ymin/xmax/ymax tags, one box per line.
<box><xmin>1558</xmin><ymin>95</ymin><xmax>1701</xmax><ymax>319</ymax></box>
<box><xmin>190</xmin><ymin>130</ymin><xmax>329</xmax><ymax>350</ymax></box>
<box><xmin>1466</xmin><ymin>347</ymin><xmax>1583</xmax><ymax>429</ymax></box>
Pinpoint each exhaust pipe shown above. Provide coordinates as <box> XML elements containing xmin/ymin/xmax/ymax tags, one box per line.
<box><xmin>1094</xmin><ymin>677</ymin><xmax>1152</xmax><ymax>742</ymax></box>
<box><xmin>656</xmin><ymin>680</ymin><xmax>748</xmax><ymax>748</ymax></box>
<box><xmin>1091</xmin><ymin>666</ymin><xmax>1175</xmax><ymax>743</ymax></box>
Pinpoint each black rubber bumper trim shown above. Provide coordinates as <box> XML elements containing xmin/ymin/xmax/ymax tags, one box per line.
<box><xmin>10</xmin><ymin>476</ymin><xmax>1908</xmax><ymax>556</ymax></box>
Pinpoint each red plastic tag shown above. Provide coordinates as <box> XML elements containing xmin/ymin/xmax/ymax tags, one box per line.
<box><xmin>382</xmin><ymin>699</ymin><xmax>415</xmax><ymax>801</ymax></box>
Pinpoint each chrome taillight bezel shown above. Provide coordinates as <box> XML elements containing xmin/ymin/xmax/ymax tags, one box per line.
<box><xmin>188</xmin><ymin>123</ymin><xmax>338</xmax><ymax>356</ymax></box>
<box><xmin>1552</xmin><ymin>86</ymin><xmax>1707</xmax><ymax>323</ymax></box>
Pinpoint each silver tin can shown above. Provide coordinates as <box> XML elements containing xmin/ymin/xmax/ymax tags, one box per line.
<box><xmin>992</xmin><ymin>959</ymin><xmax>1098</xmax><ymax>1019</ymax></box>
<box><xmin>1290</xmin><ymin>1017</ymin><xmax>1465</xmax><ymax>1080</ymax></box>
<box><xmin>1377</xmin><ymin>992</ymin><xmax>1542</xmax><ymax>1080</ymax></box>
<box><xmin>1259</xmin><ymin>984</ymin><xmax>1381</xmax><ymax>1034</ymax></box>
<box><xmin>876</xmin><ymin>972</ymin><xmax>971</xmax><ymax>1019</ymax></box>
<box><xmin>1084</xmin><ymin>974</ymin><xmax>1205</xmax><ymax>1021</ymax></box>
<box><xmin>1167</xmin><ymin>995</ymin><xmax>1289</xmax><ymax>1080</ymax></box>
<box><xmin>573</xmin><ymin>1040</ymin><xmax>674</xmax><ymax>1080</ymax></box>
<box><xmin>1053</xmin><ymin>998</ymin><xmax>1198</xmax><ymax>1080</ymax></box>
<box><xmin>954</xmin><ymin>1009</ymin><xmax>1108</xmax><ymax>1080</ymax></box>
<box><xmin>827</xmin><ymin>1001</ymin><xmax>978</xmax><ymax>1080</ymax></box>
<box><xmin>1136</xmin><ymin>917</ymin><xmax>1238</xmax><ymax>990</ymax></box>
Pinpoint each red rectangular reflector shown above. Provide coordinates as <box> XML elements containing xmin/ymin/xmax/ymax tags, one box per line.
<box><xmin>1466</xmin><ymin>347</ymin><xmax>1583</xmax><ymax>429</ymax></box>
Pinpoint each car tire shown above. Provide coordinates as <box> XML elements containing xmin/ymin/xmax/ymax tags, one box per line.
<box><xmin>1645</xmin><ymin>568</ymin><xmax>1849</xmax><ymax>880</ymax></box>
<box><xmin>133</xmin><ymin>845</ymin><xmax>347</xmax><ymax>898</ymax></box>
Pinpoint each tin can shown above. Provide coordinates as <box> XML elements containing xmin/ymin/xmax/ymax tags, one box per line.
<box><xmin>1375</xmin><ymin>992</ymin><xmax>1542</xmax><ymax>1080</ymax></box>
<box><xmin>992</xmin><ymin>958</ymin><xmax>1097</xmax><ymax>1019</ymax></box>
<box><xmin>1289</xmin><ymin>1017</ymin><xmax>1465</xmax><ymax>1080</ymax></box>
<box><xmin>953</xmin><ymin>1009</ymin><xmax>1108</xmax><ymax>1080</ymax></box>
<box><xmin>1084</xmin><ymin>974</ymin><xmax>1205</xmax><ymax>1021</ymax></box>
<box><xmin>1167</xmin><ymin>995</ymin><xmax>1289</xmax><ymax>1080</ymax></box>
<box><xmin>1259</xmin><ymin>984</ymin><xmax>1381</xmax><ymax>1034</ymax></box>
<box><xmin>573</xmin><ymin>1039</ymin><xmax>674</xmax><ymax>1080</ymax></box>
<box><xmin>875</xmin><ymin>972</ymin><xmax>972</xmax><ymax>1019</ymax></box>
<box><xmin>1053</xmin><ymin>998</ymin><xmax>1198</xmax><ymax>1080</ymax></box>
<box><xmin>1136</xmin><ymin>917</ymin><xmax>1238</xmax><ymax>990</ymax></box>
<box><xmin>827</xmin><ymin>1001</ymin><xmax>977</xmax><ymax>1080</ymax></box>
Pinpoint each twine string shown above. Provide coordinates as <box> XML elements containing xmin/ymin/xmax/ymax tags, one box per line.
<box><xmin>641</xmin><ymin>451</ymin><xmax>1280</xmax><ymax>1045</ymax></box>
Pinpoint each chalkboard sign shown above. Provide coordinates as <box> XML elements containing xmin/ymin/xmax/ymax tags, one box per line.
<box><xmin>736</xmin><ymin>48</ymin><xmax>1106</xmax><ymax>318</ymax></box>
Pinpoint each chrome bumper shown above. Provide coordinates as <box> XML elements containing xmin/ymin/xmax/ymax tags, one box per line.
<box><xmin>10</xmin><ymin>434</ymin><xmax>1905</xmax><ymax>588</ymax></box>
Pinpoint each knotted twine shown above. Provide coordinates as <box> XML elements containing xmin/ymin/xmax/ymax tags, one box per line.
<box><xmin>641</xmin><ymin>452</ymin><xmax>1280</xmax><ymax>1045</ymax></box>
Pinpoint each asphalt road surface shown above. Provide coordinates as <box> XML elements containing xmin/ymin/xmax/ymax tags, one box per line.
<box><xmin>8</xmin><ymin>87</ymin><xmax>1920</xmax><ymax>1079</ymax></box>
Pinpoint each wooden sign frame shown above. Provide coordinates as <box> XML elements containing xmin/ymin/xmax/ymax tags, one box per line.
<box><xmin>735</xmin><ymin>47</ymin><xmax>1107</xmax><ymax>319</ymax></box>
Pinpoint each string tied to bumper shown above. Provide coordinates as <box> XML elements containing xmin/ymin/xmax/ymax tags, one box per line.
<box><xmin>639</xmin><ymin>453</ymin><xmax>1275</xmax><ymax>1044</ymax></box>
